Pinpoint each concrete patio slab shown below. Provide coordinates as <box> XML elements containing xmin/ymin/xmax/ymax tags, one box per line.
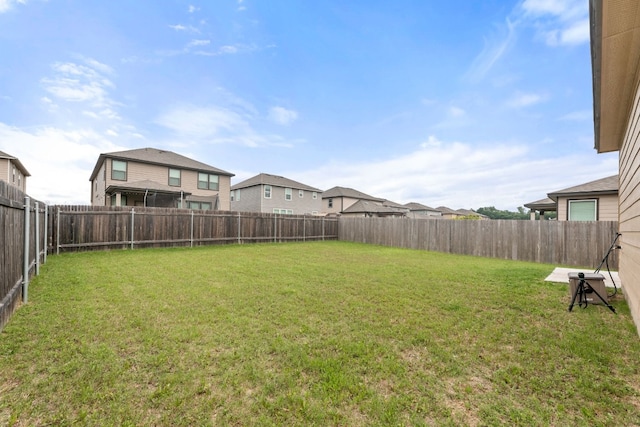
<box><xmin>545</xmin><ymin>267</ymin><xmax>621</xmax><ymax>288</ymax></box>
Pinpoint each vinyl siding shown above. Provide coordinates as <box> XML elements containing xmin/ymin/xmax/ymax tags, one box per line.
<box><xmin>0</xmin><ymin>159</ymin><xmax>27</xmax><ymax>193</ymax></box>
<box><xmin>0</xmin><ymin>159</ymin><xmax>27</xmax><ymax>192</ymax></box>
<box><xmin>231</xmin><ymin>185</ymin><xmax>321</xmax><ymax>214</ymax></box>
<box><xmin>98</xmin><ymin>158</ymin><xmax>232</xmax><ymax>209</ymax></box>
<box><xmin>619</xmin><ymin>77</ymin><xmax>640</xmax><ymax>335</ymax></box>
<box><xmin>324</xmin><ymin>196</ymin><xmax>360</xmax><ymax>215</ymax></box>
<box><xmin>556</xmin><ymin>194</ymin><xmax>618</xmax><ymax>221</ymax></box>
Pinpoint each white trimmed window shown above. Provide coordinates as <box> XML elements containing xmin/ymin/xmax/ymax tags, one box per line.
<box><xmin>198</xmin><ymin>173</ymin><xmax>219</xmax><ymax>191</ymax></box>
<box><xmin>568</xmin><ymin>199</ymin><xmax>597</xmax><ymax>221</ymax></box>
<box><xmin>299</xmin><ymin>189</ymin><xmax>304</xmax><ymax>198</ymax></box>
<box><xmin>169</xmin><ymin>168</ymin><xmax>181</xmax><ymax>186</ymax></box>
<box><xmin>264</xmin><ymin>185</ymin><xmax>272</xmax><ymax>199</ymax></box>
<box><xmin>285</xmin><ymin>188</ymin><xmax>292</xmax><ymax>201</ymax></box>
<box><xmin>273</xmin><ymin>208</ymin><xmax>293</xmax><ymax>214</ymax></box>
<box><xmin>312</xmin><ymin>192</ymin><xmax>317</xmax><ymax>199</ymax></box>
<box><xmin>112</xmin><ymin>160</ymin><xmax>127</xmax><ymax>181</ymax></box>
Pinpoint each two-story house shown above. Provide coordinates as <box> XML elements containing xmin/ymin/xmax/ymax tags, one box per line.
<box><xmin>230</xmin><ymin>173</ymin><xmax>322</xmax><ymax>215</ymax></box>
<box><xmin>0</xmin><ymin>150</ymin><xmax>30</xmax><ymax>193</ymax></box>
<box><xmin>322</xmin><ymin>186</ymin><xmax>385</xmax><ymax>215</ymax></box>
<box><xmin>89</xmin><ymin>147</ymin><xmax>234</xmax><ymax>210</ymax></box>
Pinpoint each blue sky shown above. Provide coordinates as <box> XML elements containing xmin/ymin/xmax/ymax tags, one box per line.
<box><xmin>0</xmin><ymin>0</ymin><xmax>618</xmax><ymax>209</ymax></box>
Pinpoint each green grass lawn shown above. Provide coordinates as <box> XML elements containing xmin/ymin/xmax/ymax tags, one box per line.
<box><xmin>1</xmin><ymin>241</ymin><xmax>639</xmax><ymax>426</ymax></box>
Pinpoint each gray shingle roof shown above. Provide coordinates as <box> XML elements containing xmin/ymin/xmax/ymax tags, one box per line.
<box><xmin>435</xmin><ymin>206</ymin><xmax>459</xmax><ymax>215</ymax></box>
<box><xmin>90</xmin><ymin>147</ymin><xmax>234</xmax><ymax>181</ymax></box>
<box><xmin>322</xmin><ymin>186</ymin><xmax>383</xmax><ymax>201</ymax></box>
<box><xmin>342</xmin><ymin>200</ymin><xmax>405</xmax><ymax>215</ymax></box>
<box><xmin>547</xmin><ymin>175</ymin><xmax>618</xmax><ymax>200</ymax></box>
<box><xmin>404</xmin><ymin>202</ymin><xmax>439</xmax><ymax>211</ymax></box>
<box><xmin>524</xmin><ymin>197</ymin><xmax>556</xmax><ymax>210</ymax></box>
<box><xmin>0</xmin><ymin>150</ymin><xmax>31</xmax><ymax>176</ymax></box>
<box><xmin>231</xmin><ymin>173</ymin><xmax>322</xmax><ymax>192</ymax></box>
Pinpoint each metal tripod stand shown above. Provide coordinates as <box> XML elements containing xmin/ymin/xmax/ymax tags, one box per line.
<box><xmin>568</xmin><ymin>272</ymin><xmax>616</xmax><ymax>313</ymax></box>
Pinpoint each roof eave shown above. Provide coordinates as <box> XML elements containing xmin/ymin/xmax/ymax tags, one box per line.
<box><xmin>591</xmin><ymin>0</ymin><xmax>640</xmax><ymax>153</ymax></box>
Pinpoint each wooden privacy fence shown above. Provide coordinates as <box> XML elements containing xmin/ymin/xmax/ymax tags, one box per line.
<box><xmin>51</xmin><ymin>206</ymin><xmax>339</xmax><ymax>252</ymax></box>
<box><xmin>0</xmin><ymin>181</ymin><xmax>48</xmax><ymax>332</ymax></box>
<box><xmin>339</xmin><ymin>217</ymin><xmax>620</xmax><ymax>269</ymax></box>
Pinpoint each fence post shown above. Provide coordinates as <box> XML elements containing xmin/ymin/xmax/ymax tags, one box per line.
<box><xmin>130</xmin><ymin>208</ymin><xmax>135</xmax><ymax>250</ymax></box>
<box><xmin>303</xmin><ymin>215</ymin><xmax>306</xmax><ymax>242</ymax></box>
<box><xmin>43</xmin><ymin>204</ymin><xmax>48</xmax><ymax>263</ymax></box>
<box><xmin>274</xmin><ymin>214</ymin><xmax>277</xmax><ymax>243</ymax></box>
<box><xmin>237</xmin><ymin>212</ymin><xmax>241</xmax><ymax>244</ymax></box>
<box><xmin>35</xmin><ymin>201</ymin><xmax>40</xmax><ymax>275</ymax></box>
<box><xmin>23</xmin><ymin>196</ymin><xmax>30</xmax><ymax>303</ymax></box>
<box><xmin>322</xmin><ymin>217</ymin><xmax>325</xmax><ymax>241</ymax></box>
<box><xmin>190</xmin><ymin>210</ymin><xmax>194</xmax><ymax>248</ymax></box>
<box><xmin>56</xmin><ymin>207</ymin><xmax>60</xmax><ymax>255</ymax></box>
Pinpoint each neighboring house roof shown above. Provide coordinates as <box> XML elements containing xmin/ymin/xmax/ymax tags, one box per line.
<box><xmin>382</xmin><ymin>199</ymin><xmax>409</xmax><ymax>210</ymax></box>
<box><xmin>524</xmin><ymin>197</ymin><xmax>556</xmax><ymax>211</ymax></box>
<box><xmin>89</xmin><ymin>147</ymin><xmax>234</xmax><ymax>181</ymax></box>
<box><xmin>231</xmin><ymin>173</ymin><xmax>322</xmax><ymax>192</ymax></box>
<box><xmin>322</xmin><ymin>186</ymin><xmax>384</xmax><ymax>202</ymax></box>
<box><xmin>342</xmin><ymin>200</ymin><xmax>405</xmax><ymax>216</ymax></box>
<box><xmin>435</xmin><ymin>206</ymin><xmax>460</xmax><ymax>215</ymax></box>
<box><xmin>404</xmin><ymin>202</ymin><xmax>439</xmax><ymax>212</ymax></box>
<box><xmin>0</xmin><ymin>150</ymin><xmax>31</xmax><ymax>177</ymax></box>
<box><xmin>547</xmin><ymin>175</ymin><xmax>618</xmax><ymax>201</ymax></box>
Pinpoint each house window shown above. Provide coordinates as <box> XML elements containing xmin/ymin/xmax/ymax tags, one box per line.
<box><xmin>328</xmin><ymin>198</ymin><xmax>333</xmax><ymax>208</ymax></box>
<box><xmin>285</xmin><ymin>188</ymin><xmax>292</xmax><ymax>201</ymax></box>
<box><xmin>112</xmin><ymin>160</ymin><xmax>127</xmax><ymax>181</ymax></box>
<box><xmin>168</xmin><ymin>168</ymin><xmax>181</xmax><ymax>187</ymax></box>
<box><xmin>299</xmin><ymin>190</ymin><xmax>304</xmax><ymax>198</ymax></box>
<box><xmin>110</xmin><ymin>194</ymin><xmax>128</xmax><ymax>206</ymax></box>
<box><xmin>264</xmin><ymin>185</ymin><xmax>272</xmax><ymax>199</ymax></box>
<box><xmin>568</xmin><ymin>199</ymin><xmax>597</xmax><ymax>221</ymax></box>
<box><xmin>312</xmin><ymin>192</ymin><xmax>317</xmax><ymax>199</ymax></box>
<box><xmin>273</xmin><ymin>208</ymin><xmax>293</xmax><ymax>214</ymax></box>
<box><xmin>188</xmin><ymin>201</ymin><xmax>212</xmax><ymax>210</ymax></box>
<box><xmin>12</xmin><ymin>167</ymin><xmax>15</xmax><ymax>183</ymax></box>
<box><xmin>198</xmin><ymin>173</ymin><xmax>219</xmax><ymax>190</ymax></box>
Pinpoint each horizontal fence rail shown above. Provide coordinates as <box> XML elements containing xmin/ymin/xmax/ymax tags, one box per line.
<box><xmin>50</xmin><ymin>206</ymin><xmax>339</xmax><ymax>252</ymax></box>
<box><xmin>338</xmin><ymin>217</ymin><xmax>620</xmax><ymax>269</ymax></box>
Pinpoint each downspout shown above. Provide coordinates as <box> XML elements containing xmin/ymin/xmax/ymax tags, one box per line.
<box><xmin>144</xmin><ymin>189</ymin><xmax>149</xmax><ymax>207</ymax></box>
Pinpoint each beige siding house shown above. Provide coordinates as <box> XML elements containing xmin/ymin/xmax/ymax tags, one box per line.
<box><xmin>89</xmin><ymin>148</ymin><xmax>234</xmax><ymax>210</ymax></box>
<box><xmin>230</xmin><ymin>173</ymin><xmax>322</xmax><ymax>215</ymax></box>
<box><xmin>404</xmin><ymin>202</ymin><xmax>442</xmax><ymax>219</ymax></box>
<box><xmin>591</xmin><ymin>0</ymin><xmax>640</xmax><ymax>334</ymax></box>
<box><xmin>0</xmin><ymin>150</ymin><xmax>30</xmax><ymax>193</ymax></box>
<box><xmin>322</xmin><ymin>186</ymin><xmax>384</xmax><ymax>215</ymax></box>
<box><xmin>546</xmin><ymin>175</ymin><xmax>618</xmax><ymax>221</ymax></box>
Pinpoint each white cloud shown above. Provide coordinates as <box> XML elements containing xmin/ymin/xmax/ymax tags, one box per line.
<box><xmin>188</xmin><ymin>5</ymin><xmax>198</xmax><ymax>13</ymax></box>
<box><xmin>0</xmin><ymin>123</ymin><xmax>125</xmax><ymax>204</ymax></box>
<box><xmin>41</xmin><ymin>59</ymin><xmax>120</xmax><ymax>120</ymax></box>
<box><xmin>520</xmin><ymin>0</ymin><xmax>589</xmax><ymax>46</ymax></box>
<box><xmin>0</xmin><ymin>0</ymin><xmax>25</xmax><ymax>13</ymax></box>
<box><xmin>268</xmin><ymin>106</ymin><xmax>299</xmax><ymax>125</ymax></box>
<box><xmin>465</xmin><ymin>18</ymin><xmax>517</xmax><ymax>82</ymax></box>
<box><xmin>293</xmin><ymin>135</ymin><xmax>618</xmax><ymax>210</ymax></box>
<box><xmin>506</xmin><ymin>91</ymin><xmax>547</xmax><ymax>108</ymax></box>
<box><xmin>448</xmin><ymin>106</ymin><xmax>466</xmax><ymax>117</ymax></box>
<box><xmin>155</xmin><ymin>104</ymin><xmax>296</xmax><ymax>148</ymax></box>
<box><xmin>187</xmin><ymin>39</ymin><xmax>210</xmax><ymax>48</ymax></box>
